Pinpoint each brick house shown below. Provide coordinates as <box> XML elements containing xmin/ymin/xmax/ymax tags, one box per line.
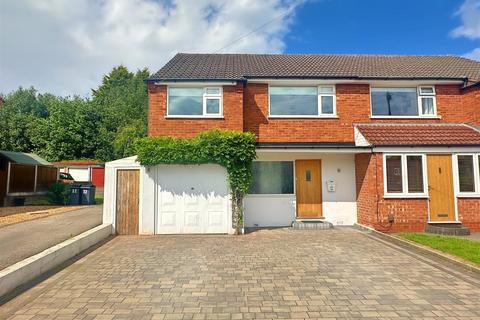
<box><xmin>104</xmin><ymin>53</ymin><xmax>480</xmax><ymax>234</ymax></box>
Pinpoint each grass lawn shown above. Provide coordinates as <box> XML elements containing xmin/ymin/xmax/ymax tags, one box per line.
<box><xmin>399</xmin><ymin>233</ymin><xmax>480</xmax><ymax>265</ymax></box>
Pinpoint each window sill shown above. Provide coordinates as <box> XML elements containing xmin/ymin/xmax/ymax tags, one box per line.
<box><xmin>370</xmin><ymin>116</ymin><xmax>441</xmax><ymax>120</ymax></box>
<box><xmin>383</xmin><ymin>194</ymin><xmax>428</xmax><ymax>199</ymax></box>
<box><xmin>456</xmin><ymin>194</ymin><xmax>480</xmax><ymax>198</ymax></box>
<box><xmin>165</xmin><ymin>116</ymin><xmax>224</xmax><ymax>119</ymax></box>
<box><xmin>268</xmin><ymin>115</ymin><xmax>339</xmax><ymax>119</ymax></box>
<box><xmin>245</xmin><ymin>194</ymin><xmax>295</xmax><ymax>198</ymax></box>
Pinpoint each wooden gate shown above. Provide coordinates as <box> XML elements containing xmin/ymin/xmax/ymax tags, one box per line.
<box><xmin>116</xmin><ymin>169</ymin><xmax>140</xmax><ymax>235</ymax></box>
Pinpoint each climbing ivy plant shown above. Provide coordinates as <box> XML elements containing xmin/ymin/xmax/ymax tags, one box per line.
<box><xmin>135</xmin><ymin>129</ymin><xmax>257</xmax><ymax>234</ymax></box>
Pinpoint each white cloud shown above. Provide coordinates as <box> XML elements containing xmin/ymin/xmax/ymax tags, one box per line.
<box><xmin>0</xmin><ymin>0</ymin><xmax>303</xmax><ymax>96</ymax></box>
<box><xmin>451</xmin><ymin>0</ymin><xmax>480</xmax><ymax>61</ymax></box>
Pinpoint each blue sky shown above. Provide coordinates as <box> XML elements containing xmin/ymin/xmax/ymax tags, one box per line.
<box><xmin>1</xmin><ymin>0</ymin><xmax>479</xmax><ymax>96</ymax></box>
<box><xmin>285</xmin><ymin>0</ymin><xmax>477</xmax><ymax>56</ymax></box>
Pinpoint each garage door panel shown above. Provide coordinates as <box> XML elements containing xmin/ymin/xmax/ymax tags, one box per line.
<box><xmin>155</xmin><ymin>164</ymin><xmax>230</xmax><ymax>234</ymax></box>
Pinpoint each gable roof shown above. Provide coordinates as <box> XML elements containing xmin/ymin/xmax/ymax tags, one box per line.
<box><xmin>0</xmin><ymin>151</ymin><xmax>52</xmax><ymax>166</ymax></box>
<box><xmin>149</xmin><ymin>53</ymin><xmax>480</xmax><ymax>84</ymax></box>
<box><xmin>355</xmin><ymin>123</ymin><xmax>480</xmax><ymax>147</ymax></box>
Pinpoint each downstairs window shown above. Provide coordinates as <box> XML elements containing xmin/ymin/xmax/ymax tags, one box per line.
<box><xmin>384</xmin><ymin>154</ymin><xmax>426</xmax><ymax>197</ymax></box>
<box><xmin>249</xmin><ymin>161</ymin><xmax>294</xmax><ymax>194</ymax></box>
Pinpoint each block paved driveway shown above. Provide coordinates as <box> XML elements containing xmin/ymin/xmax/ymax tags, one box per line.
<box><xmin>1</xmin><ymin>228</ymin><xmax>480</xmax><ymax>319</ymax></box>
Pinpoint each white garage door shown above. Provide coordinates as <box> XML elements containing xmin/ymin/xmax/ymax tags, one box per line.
<box><xmin>68</xmin><ymin>168</ymin><xmax>90</xmax><ymax>182</ymax></box>
<box><xmin>155</xmin><ymin>164</ymin><xmax>230</xmax><ymax>234</ymax></box>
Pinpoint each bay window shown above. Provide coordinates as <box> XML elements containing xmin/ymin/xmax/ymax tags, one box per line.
<box><xmin>167</xmin><ymin>87</ymin><xmax>222</xmax><ymax>117</ymax></box>
<box><xmin>371</xmin><ymin>86</ymin><xmax>436</xmax><ymax>117</ymax></box>
<box><xmin>269</xmin><ymin>86</ymin><xmax>336</xmax><ymax>117</ymax></box>
<box><xmin>249</xmin><ymin>161</ymin><xmax>294</xmax><ymax>194</ymax></box>
<box><xmin>384</xmin><ymin>154</ymin><xmax>427</xmax><ymax>197</ymax></box>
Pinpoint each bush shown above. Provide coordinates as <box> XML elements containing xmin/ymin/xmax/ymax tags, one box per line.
<box><xmin>47</xmin><ymin>182</ymin><xmax>71</xmax><ymax>205</ymax></box>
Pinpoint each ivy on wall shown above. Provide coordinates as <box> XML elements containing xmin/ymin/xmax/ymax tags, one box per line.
<box><xmin>135</xmin><ymin>129</ymin><xmax>257</xmax><ymax>234</ymax></box>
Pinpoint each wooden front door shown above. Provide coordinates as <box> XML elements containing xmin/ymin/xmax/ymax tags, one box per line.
<box><xmin>295</xmin><ymin>160</ymin><xmax>322</xmax><ymax>218</ymax></box>
<box><xmin>116</xmin><ymin>169</ymin><xmax>140</xmax><ymax>235</ymax></box>
<box><xmin>427</xmin><ymin>155</ymin><xmax>456</xmax><ymax>222</ymax></box>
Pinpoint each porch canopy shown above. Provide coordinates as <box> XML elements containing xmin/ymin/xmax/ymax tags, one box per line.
<box><xmin>354</xmin><ymin>123</ymin><xmax>480</xmax><ymax>147</ymax></box>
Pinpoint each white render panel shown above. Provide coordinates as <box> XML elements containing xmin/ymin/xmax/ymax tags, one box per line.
<box><xmin>244</xmin><ymin>195</ymin><xmax>296</xmax><ymax>227</ymax></box>
<box><xmin>244</xmin><ymin>152</ymin><xmax>357</xmax><ymax>227</ymax></box>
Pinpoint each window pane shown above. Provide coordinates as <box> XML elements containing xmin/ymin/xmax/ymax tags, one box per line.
<box><xmin>386</xmin><ymin>156</ymin><xmax>403</xmax><ymax>193</ymax></box>
<box><xmin>458</xmin><ymin>155</ymin><xmax>475</xmax><ymax>192</ymax></box>
<box><xmin>206</xmin><ymin>99</ymin><xmax>220</xmax><ymax>114</ymax></box>
<box><xmin>270</xmin><ymin>87</ymin><xmax>318</xmax><ymax>115</ymax></box>
<box><xmin>421</xmin><ymin>97</ymin><xmax>434</xmax><ymax>115</ymax></box>
<box><xmin>319</xmin><ymin>86</ymin><xmax>334</xmax><ymax>93</ymax></box>
<box><xmin>249</xmin><ymin>161</ymin><xmax>294</xmax><ymax>194</ymax></box>
<box><xmin>321</xmin><ymin>96</ymin><xmax>334</xmax><ymax>114</ymax></box>
<box><xmin>407</xmin><ymin>156</ymin><xmax>424</xmax><ymax>193</ymax></box>
<box><xmin>168</xmin><ymin>88</ymin><xmax>203</xmax><ymax>115</ymax></box>
<box><xmin>371</xmin><ymin>88</ymin><xmax>418</xmax><ymax>116</ymax></box>
<box><xmin>205</xmin><ymin>87</ymin><xmax>220</xmax><ymax>95</ymax></box>
<box><xmin>419</xmin><ymin>86</ymin><xmax>434</xmax><ymax>94</ymax></box>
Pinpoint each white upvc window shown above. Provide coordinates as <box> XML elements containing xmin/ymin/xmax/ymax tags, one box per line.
<box><xmin>167</xmin><ymin>86</ymin><xmax>223</xmax><ymax>117</ymax></box>
<box><xmin>371</xmin><ymin>85</ymin><xmax>437</xmax><ymax>118</ymax></box>
<box><xmin>418</xmin><ymin>86</ymin><xmax>436</xmax><ymax>116</ymax></box>
<box><xmin>269</xmin><ymin>85</ymin><xmax>336</xmax><ymax>117</ymax></box>
<box><xmin>454</xmin><ymin>154</ymin><xmax>480</xmax><ymax>196</ymax></box>
<box><xmin>383</xmin><ymin>154</ymin><xmax>428</xmax><ymax>197</ymax></box>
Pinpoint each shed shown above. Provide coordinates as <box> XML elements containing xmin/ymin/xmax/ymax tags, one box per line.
<box><xmin>0</xmin><ymin>151</ymin><xmax>58</xmax><ymax>206</ymax></box>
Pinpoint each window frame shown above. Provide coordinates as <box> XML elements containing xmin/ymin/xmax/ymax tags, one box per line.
<box><xmin>453</xmin><ymin>153</ymin><xmax>480</xmax><ymax>197</ymax></box>
<box><xmin>268</xmin><ymin>85</ymin><xmax>337</xmax><ymax>118</ymax></box>
<box><xmin>383</xmin><ymin>153</ymin><xmax>428</xmax><ymax>198</ymax></box>
<box><xmin>166</xmin><ymin>86</ymin><xmax>223</xmax><ymax>118</ymax></box>
<box><xmin>370</xmin><ymin>85</ymin><xmax>438</xmax><ymax>119</ymax></box>
<box><xmin>248</xmin><ymin>160</ymin><xmax>295</xmax><ymax>196</ymax></box>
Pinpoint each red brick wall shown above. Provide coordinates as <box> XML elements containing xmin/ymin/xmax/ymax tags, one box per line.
<box><xmin>149</xmin><ymin>83</ymin><xmax>478</xmax><ymax>141</ymax></box>
<box><xmin>461</xmin><ymin>85</ymin><xmax>480</xmax><ymax>125</ymax></box>
<box><xmin>242</xmin><ymin>83</ymin><xmax>477</xmax><ymax>143</ymax></box>
<box><xmin>458</xmin><ymin>199</ymin><xmax>480</xmax><ymax>231</ymax></box>
<box><xmin>148</xmin><ymin>84</ymin><xmax>244</xmax><ymax>137</ymax></box>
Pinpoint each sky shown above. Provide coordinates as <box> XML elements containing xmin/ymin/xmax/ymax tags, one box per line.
<box><xmin>0</xmin><ymin>0</ymin><xmax>479</xmax><ymax>96</ymax></box>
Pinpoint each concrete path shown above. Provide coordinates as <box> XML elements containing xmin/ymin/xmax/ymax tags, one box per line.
<box><xmin>0</xmin><ymin>206</ymin><xmax>103</xmax><ymax>271</ymax></box>
<box><xmin>1</xmin><ymin>227</ymin><xmax>480</xmax><ymax>319</ymax></box>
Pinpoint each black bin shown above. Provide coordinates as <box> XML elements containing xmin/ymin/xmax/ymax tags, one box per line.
<box><xmin>80</xmin><ymin>184</ymin><xmax>96</xmax><ymax>205</ymax></box>
<box><xmin>69</xmin><ymin>185</ymin><xmax>81</xmax><ymax>205</ymax></box>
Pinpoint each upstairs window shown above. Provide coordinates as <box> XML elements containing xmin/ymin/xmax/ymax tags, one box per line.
<box><xmin>371</xmin><ymin>86</ymin><xmax>436</xmax><ymax>117</ymax></box>
<box><xmin>168</xmin><ymin>87</ymin><xmax>222</xmax><ymax>117</ymax></box>
<box><xmin>269</xmin><ymin>86</ymin><xmax>336</xmax><ymax>117</ymax></box>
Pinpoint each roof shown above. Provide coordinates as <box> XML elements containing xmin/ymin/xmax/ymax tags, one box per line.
<box><xmin>0</xmin><ymin>151</ymin><xmax>52</xmax><ymax>166</ymax></box>
<box><xmin>53</xmin><ymin>160</ymin><xmax>103</xmax><ymax>167</ymax></box>
<box><xmin>355</xmin><ymin>123</ymin><xmax>480</xmax><ymax>147</ymax></box>
<box><xmin>149</xmin><ymin>53</ymin><xmax>480</xmax><ymax>84</ymax></box>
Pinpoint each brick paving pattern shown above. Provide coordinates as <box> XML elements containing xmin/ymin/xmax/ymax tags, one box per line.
<box><xmin>2</xmin><ymin>228</ymin><xmax>480</xmax><ymax>319</ymax></box>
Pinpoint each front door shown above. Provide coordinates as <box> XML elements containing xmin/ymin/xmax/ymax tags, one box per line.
<box><xmin>295</xmin><ymin>160</ymin><xmax>322</xmax><ymax>218</ymax></box>
<box><xmin>427</xmin><ymin>155</ymin><xmax>456</xmax><ymax>222</ymax></box>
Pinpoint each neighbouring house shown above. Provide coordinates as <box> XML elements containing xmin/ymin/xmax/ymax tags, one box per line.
<box><xmin>0</xmin><ymin>151</ymin><xmax>58</xmax><ymax>206</ymax></box>
<box><xmin>103</xmin><ymin>53</ymin><xmax>480</xmax><ymax>235</ymax></box>
<box><xmin>53</xmin><ymin>160</ymin><xmax>105</xmax><ymax>188</ymax></box>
